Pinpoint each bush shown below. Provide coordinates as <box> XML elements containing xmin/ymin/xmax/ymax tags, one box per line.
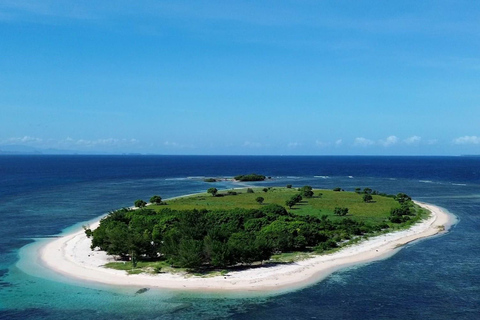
<box><xmin>246</xmin><ymin>188</ymin><xmax>254</xmax><ymax>193</ymax></box>
<box><xmin>255</xmin><ymin>197</ymin><xmax>265</xmax><ymax>204</ymax></box>
<box><xmin>334</xmin><ymin>207</ymin><xmax>349</xmax><ymax>216</ymax></box>
<box><xmin>333</xmin><ymin>187</ymin><xmax>342</xmax><ymax>192</ymax></box>
<box><xmin>286</xmin><ymin>184</ymin><xmax>292</xmax><ymax>189</ymax></box>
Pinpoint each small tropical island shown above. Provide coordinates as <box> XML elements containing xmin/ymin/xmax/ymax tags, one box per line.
<box><xmin>40</xmin><ymin>183</ymin><xmax>451</xmax><ymax>292</ymax></box>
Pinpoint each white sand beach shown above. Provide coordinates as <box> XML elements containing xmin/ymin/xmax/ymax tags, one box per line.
<box><xmin>39</xmin><ymin>201</ymin><xmax>452</xmax><ymax>292</ymax></box>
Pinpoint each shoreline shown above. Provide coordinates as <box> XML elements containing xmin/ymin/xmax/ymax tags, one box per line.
<box><xmin>38</xmin><ymin>201</ymin><xmax>453</xmax><ymax>293</ymax></box>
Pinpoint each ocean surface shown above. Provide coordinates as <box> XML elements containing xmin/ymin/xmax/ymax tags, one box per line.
<box><xmin>0</xmin><ymin>155</ymin><xmax>478</xmax><ymax>319</ymax></box>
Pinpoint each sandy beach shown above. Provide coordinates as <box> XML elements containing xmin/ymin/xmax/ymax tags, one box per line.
<box><xmin>39</xmin><ymin>201</ymin><xmax>452</xmax><ymax>292</ymax></box>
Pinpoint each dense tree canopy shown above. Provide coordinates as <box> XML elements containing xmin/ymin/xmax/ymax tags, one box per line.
<box><xmin>234</xmin><ymin>173</ymin><xmax>266</xmax><ymax>181</ymax></box>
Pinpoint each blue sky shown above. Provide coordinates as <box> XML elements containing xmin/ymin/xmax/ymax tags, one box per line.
<box><xmin>1</xmin><ymin>1</ymin><xmax>479</xmax><ymax>155</ymax></box>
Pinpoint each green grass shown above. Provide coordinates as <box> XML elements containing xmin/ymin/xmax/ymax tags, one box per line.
<box><xmin>152</xmin><ymin>187</ymin><xmax>403</xmax><ymax>225</ymax></box>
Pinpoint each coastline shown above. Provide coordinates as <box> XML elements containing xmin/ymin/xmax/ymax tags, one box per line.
<box><xmin>38</xmin><ymin>201</ymin><xmax>452</xmax><ymax>293</ymax></box>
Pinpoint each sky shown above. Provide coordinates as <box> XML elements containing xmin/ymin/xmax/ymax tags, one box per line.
<box><xmin>0</xmin><ymin>1</ymin><xmax>479</xmax><ymax>155</ymax></box>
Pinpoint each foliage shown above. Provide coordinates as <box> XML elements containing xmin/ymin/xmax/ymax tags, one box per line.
<box><xmin>150</xmin><ymin>195</ymin><xmax>162</xmax><ymax>205</ymax></box>
<box><xmin>299</xmin><ymin>185</ymin><xmax>314</xmax><ymax>198</ymax></box>
<box><xmin>334</xmin><ymin>207</ymin><xmax>349</xmax><ymax>216</ymax></box>
<box><xmin>333</xmin><ymin>187</ymin><xmax>342</xmax><ymax>192</ymax></box>
<box><xmin>363</xmin><ymin>194</ymin><xmax>373</xmax><ymax>203</ymax></box>
<box><xmin>256</xmin><ymin>196</ymin><xmax>265</xmax><ymax>204</ymax></box>
<box><xmin>134</xmin><ymin>199</ymin><xmax>147</xmax><ymax>208</ymax></box>
<box><xmin>207</xmin><ymin>187</ymin><xmax>218</xmax><ymax>197</ymax></box>
<box><xmin>286</xmin><ymin>184</ymin><xmax>292</xmax><ymax>188</ymax></box>
<box><xmin>246</xmin><ymin>188</ymin><xmax>254</xmax><ymax>193</ymax></box>
<box><xmin>395</xmin><ymin>193</ymin><xmax>412</xmax><ymax>204</ymax></box>
<box><xmin>234</xmin><ymin>173</ymin><xmax>266</xmax><ymax>181</ymax></box>
<box><xmin>91</xmin><ymin>187</ymin><xmax>423</xmax><ymax>272</ymax></box>
<box><xmin>363</xmin><ymin>188</ymin><xmax>373</xmax><ymax>194</ymax></box>
<box><xmin>204</xmin><ymin>178</ymin><xmax>217</xmax><ymax>182</ymax></box>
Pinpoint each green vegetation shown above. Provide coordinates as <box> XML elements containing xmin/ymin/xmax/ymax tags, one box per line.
<box><xmin>334</xmin><ymin>207</ymin><xmax>349</xmax><ymax>216</ymax></box>
<box><xmin>255</xmin><ymin>196</ymin><xmax>265</xmax><ymax>204</ymax></box>
<box><xmin>134</xmin><ymin>199</ymin><xmax>147</xmax><ymax>208</ymax></box>
<box><xmin>234</xmin><ymin>173</ymin><xmax>266</xmax><ymax>181</ymax></box>
<box><xmin>204</xmin><ymin>178</ymin><xmax>217</xmax><ymax>183</ymax></box>
<box><xmin>207</xmin><ymin>187</ymin><xmax>218</xmax><ymax>197</ymax></box>
<box><xmin>86</xmin><ymin>187</ymin><xmax>428</xmax><ymax>274</ymax></box>
<box><xmin>150</xmin><ymin>195</ymin><xmax>162</xmax><ymax>205</ymax></box>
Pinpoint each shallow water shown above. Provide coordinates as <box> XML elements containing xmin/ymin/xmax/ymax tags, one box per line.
<box><xmin>0</xmin><ymin>155</ymin><xmax>478</xmax><ymax>319</ymax></box>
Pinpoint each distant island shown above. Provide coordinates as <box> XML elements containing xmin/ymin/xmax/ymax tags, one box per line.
<box><xmin>84</xmin><ymin>186</ymin><xmax>427</xmax><ymax>273</ymax></box>
<box><xmin>233</xmin><ymin>173</ymin><xmax>267</xmax><ymax>181</ymax></box>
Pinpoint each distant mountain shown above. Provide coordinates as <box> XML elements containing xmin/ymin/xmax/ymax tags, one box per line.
<box><xmin>0</xmin><ymin>145</ymin><xmax>42</xmax><ymax>154</ymax></box>
<box><xmin>0</xmin><ymin>145</ymin><xmax>79</xmax><ymax>155</ymax></box>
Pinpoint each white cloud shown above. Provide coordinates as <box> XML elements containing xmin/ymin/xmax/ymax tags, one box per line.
<box><xmin>379</xmin><ymin>135</ymin><xmax>399</xmax><ymax>147</ymax></box>
<box><xmin>453</xmin><ymin>136</ymin><xmax>480</xmax><ymax>145</ymax></box>
<box><xmin>404</xmin><ymin>136</ymin><xmax>421</xmax><ymax>145</ymax></box>
<box><xmin>354</xmin><ymin>137</ymin><xmax>375</xmax><ymax>147</ymax></box>
<box><xmin>164</xmin><ymin>141</ymin><xmax>180</xmax><ymax>147</ymax></box>
<box><xmin>288</xmin><ymin>142</ymin><xmax>301</xmax><ymax>148</ymax></box>
<box><xmin>315</xmin><ymin>140</ymin><xmax>329</xmax><ymax>147</ymax></box>
<box><xmin>3</xmin><ymin>136</ymin><xmax>43</xmax><ymax>144</ymax></box>
<box><xmin>243</xmin><ymin>141</ymin><xmax>262</xmax><ymax>148</ymax></box>
<box><xmin>75</xmin><ymin>138</ymin><xmax>138</xmax><ymax>147</ymax></box>
<box><xmin>335</xmin><ymin>139</ymin><xmax>343</xmax><ymax>146</ymax></box>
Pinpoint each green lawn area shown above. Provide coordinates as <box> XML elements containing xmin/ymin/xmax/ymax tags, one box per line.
<box><xmin>151</xmin><ymin>187</ymin><xmax>404</xmax><ymax>225</ymax></box>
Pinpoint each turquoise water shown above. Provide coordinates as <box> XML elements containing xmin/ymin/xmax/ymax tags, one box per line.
<box><xmin>0</xmin><ymin>156</ymin><xmax>478</xmax><ymax>319</ymax></box>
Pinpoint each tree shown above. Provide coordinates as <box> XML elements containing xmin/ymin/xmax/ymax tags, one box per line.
<box><xmin>134</xmin><ymin>199</ymin><xmax>147</xmax><ymax>208</ymax></box>
<box><xmin>247</xmin><ymin>188</ymin><xmax>254</xmax><ymax>193</ymax></box>
<box><xmin>299</xmin><ymin>186</ymin><xmax>314</xmax><ymax>198</ymax></box>
<box><xmin>150</xmin><ymin>195</ymin><xmax>162</xmax><ymax>205</ymax></box>
<box><xmin>354</xmin><ymin>188</ymin><xmax>361</xmax><ymax>194</ymax></box>
<box><xmin>395</xmin><ymin>193</ymin><xmax>412</xmax><ymax>204</ymax></box>
<box><xmin>285</xmin><ymin>199</ymin><xmax>296</xmax><ymax>209</ymax></box>
<box><xmin>363</xmin><ymin>188</ymin><xmax>373</xmax><ymax>194</ymax></box>
<box><xmin>286</xmin><ymin>184</ymin><xmax>292</xmax><ymax>189</ymax></box>
<box><xmin>333</xmin><ymin>187</ymin><xmax>342</xmax><ymax>192</ymax></box>
<box><xmin>262</xmin><ymin>188</ymin><xmax>268</xmax><ymax>193</ymax></box>
<box><xmin>207</xmin><ymin>187</ymin><xmax>218</xmax><ymax>197</ymax></box>
<box><xmin>363</xmin><ymin>194</ymin><xmax>373</xmax><ymax>203</ymax></box>
<box><xmin>334</xmin><ymin>207</ymin><xmax>349</xmax><ymax>216</ymax></box>
<box><xmin>256</xmin><ymin>197</ymin><xmax>265</xmax><ymax>204</ymax></box>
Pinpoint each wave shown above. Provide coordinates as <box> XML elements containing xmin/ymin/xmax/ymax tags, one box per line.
<box><xmin>419</xmin><ymin>180</ymin><xmax>434</xmax><ymax>184</ymax></box>
<box><xmin>314</xmin><ymin>176</ymin><xmax>330</xmax><ymax>179</ymax></box>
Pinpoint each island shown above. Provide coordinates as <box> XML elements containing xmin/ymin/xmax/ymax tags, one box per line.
<box><xmin>40</xmin><ymin>186</ymin><xmax>451</xmax><ymax>292</ymax></box>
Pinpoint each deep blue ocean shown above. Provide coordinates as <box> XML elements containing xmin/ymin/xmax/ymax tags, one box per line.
<box><xmin>0</xmin><ymin>155</ymin><xmax>478</xmax><ymax>319</ymax></box>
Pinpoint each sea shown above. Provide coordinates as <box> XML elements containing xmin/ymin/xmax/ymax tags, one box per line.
<box><xmin>0</xmin><ymin>155</ymin><xmax>478</xmax><ymax>320</ymax></box>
